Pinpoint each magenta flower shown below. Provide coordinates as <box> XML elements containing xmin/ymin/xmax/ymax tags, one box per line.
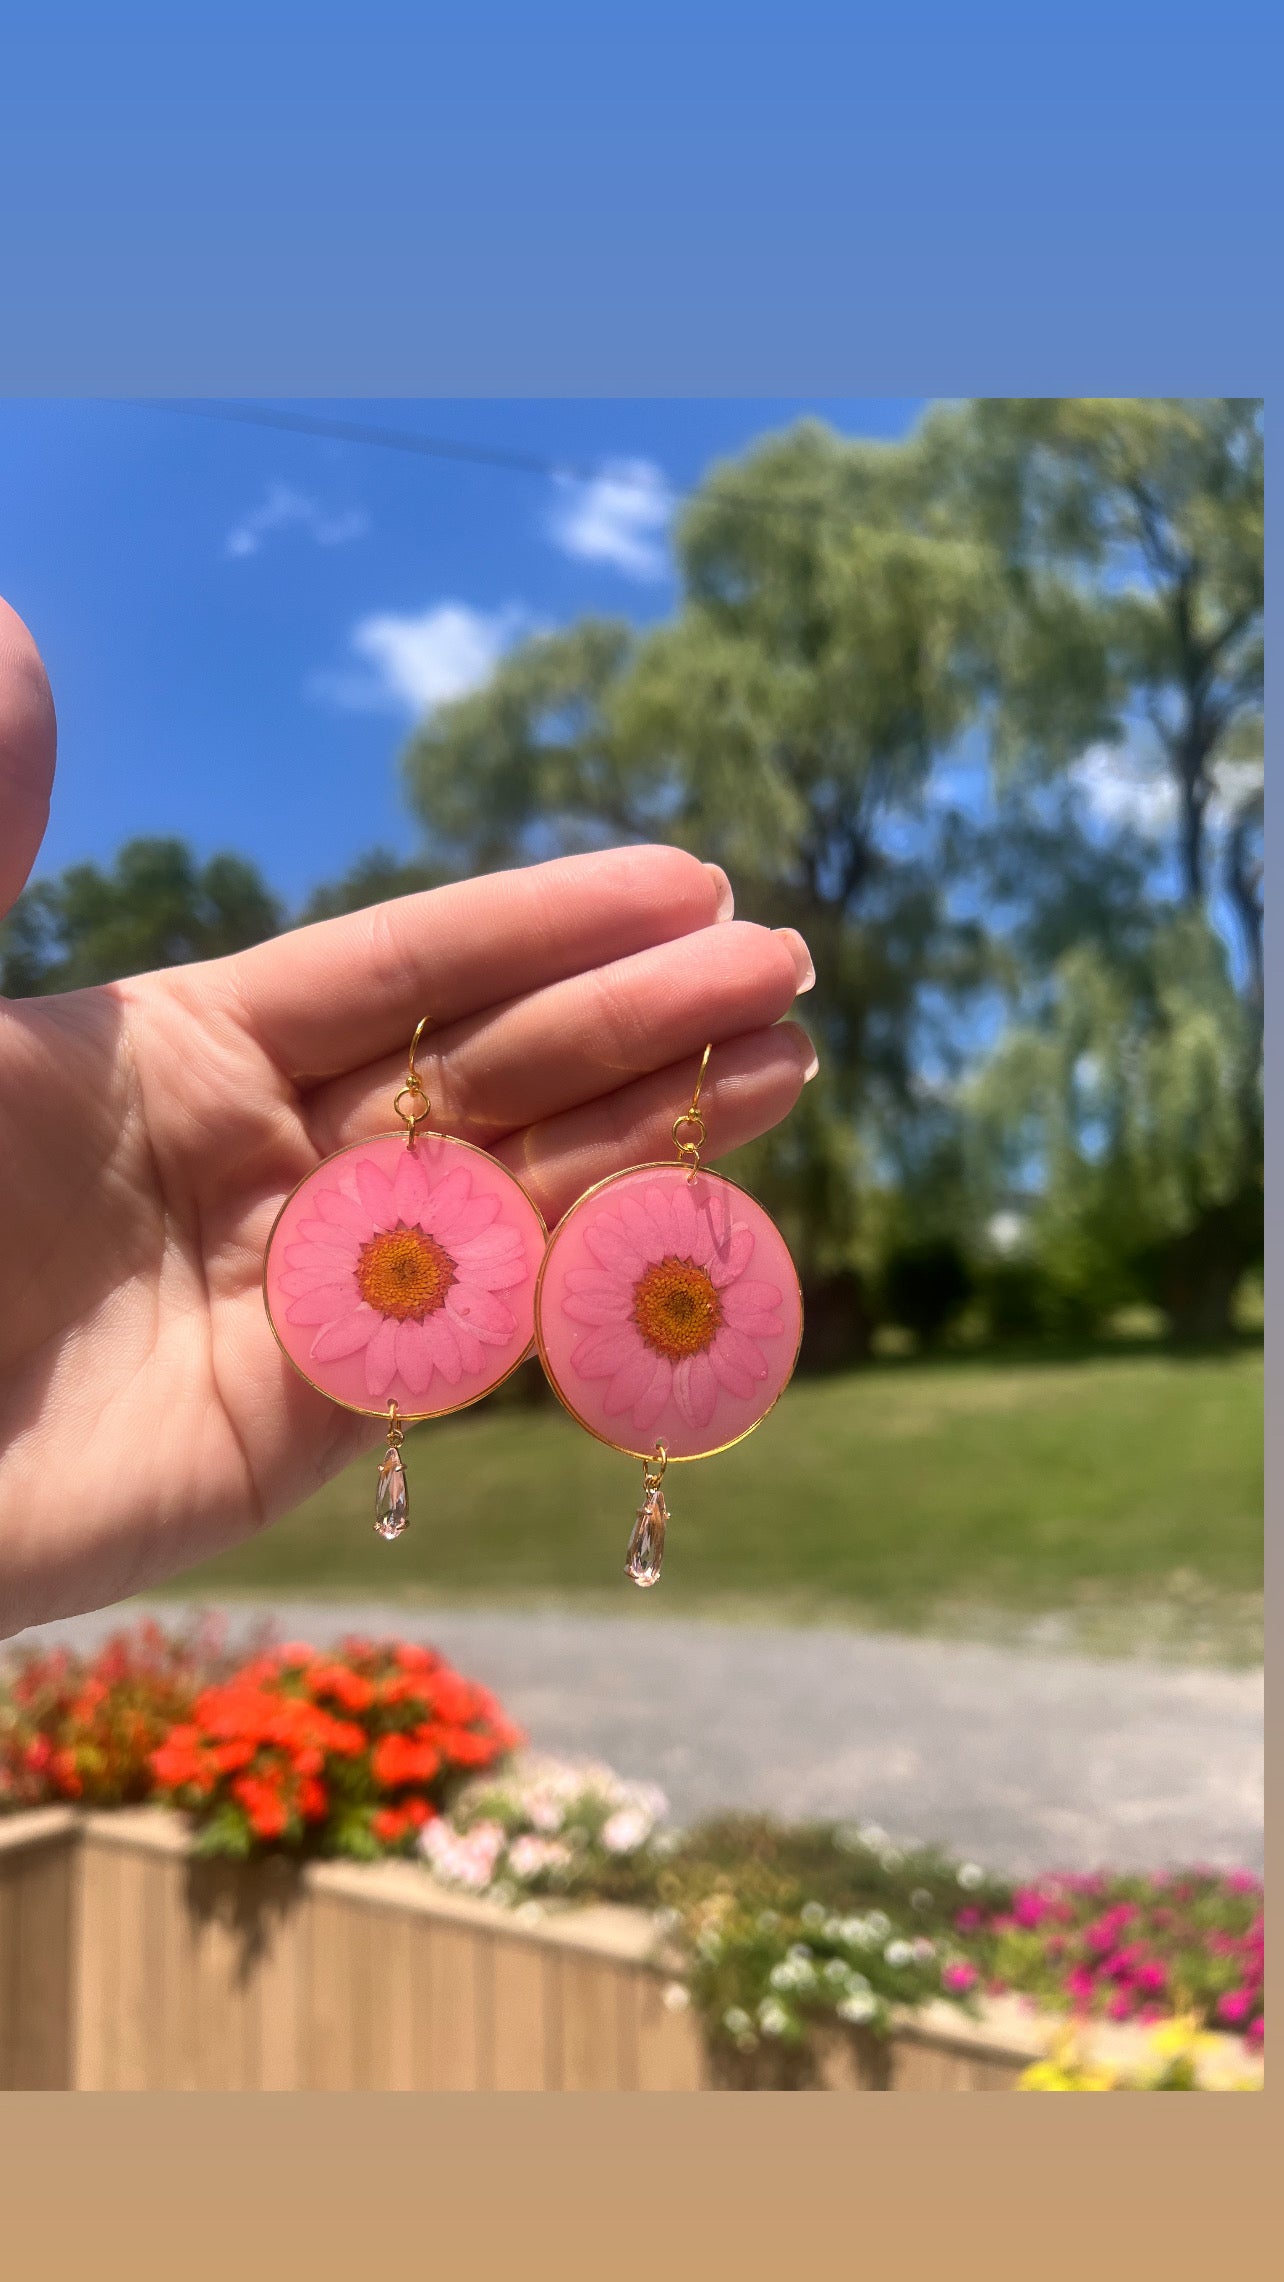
<box><xmin>561</xmin><ymin>1180</ymin><xmax>783</xmax><ymax>1434</ymax></box>
<box><xmin>942</xmin><ymin>1961</ymin><xmax>978</xmax><ymax>1995</ymax></box>
<box><xmin>279</xmin><ymin>1152</ymin><xmax>527</xmax><ymax>1402</ymax></box>
<box><xmin>1217</xmin><ymin>1987</ymin><xmax>1254</xmax><ymax>2027</ymax></box>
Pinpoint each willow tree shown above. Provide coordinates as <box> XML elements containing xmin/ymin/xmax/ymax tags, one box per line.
<box><xmin>937</xmin><ymin>400</ymin><xmax>1264</xmax><ymax>1340</ymax></box>
<box><xmin>404</xmin><ymin>422</ymin><xmax>995</xmax><ymax>1349</ymax></box>
<box><xmin>969</xmin><ymin>915</ymin><xmax>1261</xmax><ymax>1343</ymax></box>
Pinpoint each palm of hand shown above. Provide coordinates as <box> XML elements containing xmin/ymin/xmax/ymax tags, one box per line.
<box><xmin>0</xmin><ymin>605</ymin><xmax>811</xmax><ymax>1635</ymax></box>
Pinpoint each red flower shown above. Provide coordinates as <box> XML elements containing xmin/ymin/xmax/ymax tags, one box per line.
<box><xmin>373</xmin><ymin>1731</ymin><xmax>441</xmax><ymax>1790</ymax></box>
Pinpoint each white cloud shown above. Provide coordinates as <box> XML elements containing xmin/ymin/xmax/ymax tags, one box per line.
<box><xmin>1071</xmin><ymin>744</ymin><xmax>1178</xmax><ymax>838</ymax></box>
<box><xmin>548</xmin><ymin>458</ymin><xmax>672</xmax><ymax>580</ymax></box>
<box><xmin>1072</xmin><ymin>742</ymin><xmax>1264</xmax><ymax>838</ymax></box>
<box><xmin>225</xmin><ymin>482</ymin><xmax>368</xmax><ymax>559</ymax></box>
<box><xmin>310</xmin><ymin>601</ymin><xmax>526</xmax><ymax>716</ymax></box>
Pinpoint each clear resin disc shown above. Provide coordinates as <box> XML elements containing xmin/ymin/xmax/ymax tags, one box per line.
<box><xmin>535</xmin><ymin>1163</ymin><xmax>803</xmax><ymax>1461</ymax></box>
<box><xmin>264</xmin><ymin>1131</ymin><xmax>546</xmax><ymax>1419</ymax></box>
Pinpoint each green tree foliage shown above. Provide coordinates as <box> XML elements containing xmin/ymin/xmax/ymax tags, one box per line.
<box><xmin>0</xmin><ymin>837</ymin><xmax>281</xmax><ymax>995</ymax></box>
<box><xmin>944</xmin><ymin>400</ymin><xmax>1264</xmax><ymax>1341</ymax></box>
<box><xmin>969</xmin><ymin>916</ymin><xmax>1261</xmax><ymax>1343</ymax></box>
<box><xmin>297</xmin><ymin>847</ymin><xmax>447</xmax><ymax>924</ymax></box>
<box><xmin>927</xmin><ymin>396</ymin><xmax>1263</xmax><ymax>943</ymax></box>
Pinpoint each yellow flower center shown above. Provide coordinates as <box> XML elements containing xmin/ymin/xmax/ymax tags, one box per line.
<box><xmin>631</xmin><ymin>1256</ymin><xmax>723</xmax><ymax>1360</ymax></box>
<box><xmin>356</xmin><ymin>1225</ymin><xmax>456</xmax><ymax>1321</ymax></box>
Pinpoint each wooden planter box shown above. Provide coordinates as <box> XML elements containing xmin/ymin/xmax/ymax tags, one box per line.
<box><xmin>0</xmin><ymin>1808</ymin><xmax>1259</xmax><ymax>2092</ymax></box>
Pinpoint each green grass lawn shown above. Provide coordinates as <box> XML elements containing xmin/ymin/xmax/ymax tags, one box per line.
<box><xmin>169</xmin><ymin>1346</ymin><xmax>1263</xmax><ymax>1660</ymax></box>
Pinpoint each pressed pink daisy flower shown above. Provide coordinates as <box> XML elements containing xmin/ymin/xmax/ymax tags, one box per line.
<box><xmin>279</xmin><ymin>1150</ymin><xmax>528</xmax><ymax>1403</ymax></box>
<box><xmin>561</xmin><ymin>1178</ymin><xmax>784</xmax><ymax>1434</ymax></box>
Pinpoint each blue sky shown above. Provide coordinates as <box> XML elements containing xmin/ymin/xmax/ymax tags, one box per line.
<box><xmin>0</xmin><ymin>398</ymin><xmax>923</xmax><ymax>907</ymax></box>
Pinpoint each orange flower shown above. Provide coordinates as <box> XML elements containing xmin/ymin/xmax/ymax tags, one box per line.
<box><xmin>372</xmin><ymin>1732</ymin><xmax>441</xmax><ymax>1790</ymax></box>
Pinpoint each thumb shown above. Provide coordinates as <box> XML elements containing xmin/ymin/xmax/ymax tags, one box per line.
<box><xmin>0</xmin><ymin>597</ymin><xmax>57</xmax><ymax>918</ymax></box>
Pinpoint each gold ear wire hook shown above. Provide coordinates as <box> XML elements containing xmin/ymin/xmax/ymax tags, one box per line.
<box><xmin>394</xmin><ymin>1016</ymin><xmax>432</xmax><ymax>1146</ymax></box>
<box><xmin>672</xmin><ymin>1042</ymin><xmax>712</xmax><ymax>1180</ymax></box>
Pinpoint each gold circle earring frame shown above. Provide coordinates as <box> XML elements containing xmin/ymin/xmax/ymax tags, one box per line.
<box><xmin>532</xmin><ymin>1043</ymin><xmax>805</xmax><ymax>1464</ymax></box>
<box><xmin>261</xmin><ymin>1017</ymin><xmax>548</xmax><ymax>1424</ymax></box>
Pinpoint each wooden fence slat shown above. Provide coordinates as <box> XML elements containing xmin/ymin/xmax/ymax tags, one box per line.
<box><xmin>488</xmin><ymin>1926</ymin><xmax>553</xmax><ymax>2091</ymax></box>
<box><xmin>418</xmin><ymin>1919</ymin><xmax>485</xmax><ymax>2090</ymax></box>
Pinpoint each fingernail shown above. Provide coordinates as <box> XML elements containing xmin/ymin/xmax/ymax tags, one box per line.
<box><xmin>704</xmin><ymin>863</ymin><xmax>735</xmax><ymax>921</ymax></box>
<box><xmin>802</xmin><ymin>1046</ymin><xmax>820</xmax><ymax>1082</ymax></box>
<box><xmin>776</xmin><ymin>928</ymin><xmax>816</xmax><ymax>993</ymax></box>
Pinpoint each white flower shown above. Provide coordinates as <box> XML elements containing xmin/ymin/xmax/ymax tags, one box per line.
<box><xmin>663</xmin><ymin>1983</ymin><xmax>691</xmax><ymax>2013</ymax></box>
<box><xmin>866</xmin><ymin>1911</ymin><xmax>891</xmax><ymax>1941</ymax></box>
<box><xmin>419</xmin><ymin>1818</ymin><xmax>506</xmax><ymax>1892</ymax></box>
<box><xmin>757</xmin><ymin>1999</ymin><xmax>791</xmax><ymax>2037</ymax></box>
<box><xmin>838</xmin><ymin>1991</ymin><xmax>877</xmax><ymax>2025</ymax></box>
<box><xmin>957</xmin><ymin>1862</ymin><xmax>985</xmax><ymax>1891</ymax></box>
<box><xmin>768</xmin><ymin>1958</ymin><xmax>816</xmax><ymax>1993</ymax></box>
<box><xmin>601</xmin><ymin>1806</ymin><xmax>653</xmax><ymax>1855</ymax></box>
<box><xmin>823</xmin><ymin>1959</ymin><xmax>851</xmax><ymax>1985</ymax></box>
<box><xmin>723</xmin><ymin>2007</ymin><xmax>753</xmax><ymax>2037</ymax></box>
<box><xmin>507</xmin><ymin>1834</ymin><xmax>573</xmax><ymax>1882</ymax></box>
<box><xmin>884</xmin><ymin>1939</ymin><xmax>914</xmax><ymax>1968</ymax></box>
<box><xmin>911</xmin><ymin>1937</ymin><xmax>936</xmax><ymax>1964</ymax></box>
<box><xmin>801</xmin><ymin>1901</ymin><xmax>827</xmax><ymax>1928</ymax></box>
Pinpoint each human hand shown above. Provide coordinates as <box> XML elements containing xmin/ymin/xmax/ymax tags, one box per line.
<box><xmin>0</xmin><ymin>600</ymin><xmax>814</xmax><ymax>1633</ymax></box>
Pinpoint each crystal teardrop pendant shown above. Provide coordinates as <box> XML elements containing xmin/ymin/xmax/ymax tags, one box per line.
<box><xmin>374</xmin><ymin>1445</ymin><xmax>408</xmax><ymax>1541</ymax></box>
<box><xmin>626</xmin><ymin>1485</ymin><xmax>668</xmax><ymax>1587</ymax></box>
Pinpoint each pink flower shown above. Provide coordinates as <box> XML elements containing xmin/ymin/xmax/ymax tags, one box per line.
<box><xmin>1217</xmin><ymin>1987</ymin><xmax>1254</xmax><ymax>2026</ymax></box>
<box><xmin>280</xmin><ymin>1153</ymin><xmax>527</xmax><ymax>1402</ymax></box>
<box><xmin>561</xmin><ymin>1180</ymin><xmax>783</xmax><ymax>1433</ymax></box>
<box><xmin>942</xmin><ymin>1961</ymin><xmax>978</xmax><ymax>1994</ymax></box>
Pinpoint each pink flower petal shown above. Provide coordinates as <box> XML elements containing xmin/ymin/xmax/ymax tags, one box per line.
<box><xmin>312</xmin><ymin>1189</ymin><xmax>371</xmax><ymax>1238</ymax></box>
<box><xmin>673</xmin><ymin>1352</ymin><xmax>718</xmax><ymax>1428</ymax></box>
<box><xmin>422</xmin><ymin>1312</ymin><xmax>464</xmax><ymax>1384</ymax></box>
<box><xmin>571</xmin><ymin>1323</ymin><xmax>645</xmax><ymax>1380</ymax></box>
<box><xmin>565</xmin><ymin>1266</ymin><xmax>633</xmax><ymax>1299</ymax></box>
<box><xmin>721</xmin><ymin>1278</ymin><xmax>784</xmax><ymax>1333</ymax></box>
<box><xmin>364</xmin><ymin>1316</ymin><xmax>400</xmax><ymax>1399</ymax></box>
<box><xmin>356</xmin><ymin>1160</ymin><xmax>398</xmax><ymax>1230</ymax></box>
<box><xmin>641</xmin><ymin>1185</ymin><xmax>679</xmax><ymax>1252</ymax></box>
<box><xmin>285</xmin><ymin>1285</ymin><xmax>360</xmax><ymax>1326</ymax></box>
<box><xmin>449</xmin><ymin>1321</ymin><xmax>485</xmax><ymax>1375</ymax></box>
<box><xmin>619</xmin><ymin>1192</ymin><xmax>665</xmax><ymax>1254</ymax></box>
<box><xmin>708</xmin><ymin>1224</ymin><xmax>756</xmax><ymax>1288</ymax></box>
<box><xmin>286</xmin><ymin>1233</ymin><xmax>358</xmax><ymax>1267</ymax></box>
<box><xmin>701</xmin><ymin>1178</ymin><xmax>733</xmax><ymax>1251</ymax></box>
<box><xmin>446</xmin><ymin>1284</ymin><xmax>516</xmax><ymax>1346</ymax></box>
<box><xmin>434</xmin><ymin>1192</ymin><xmax>502</xmax><ymax>1245</ymax></box>
<box><xmin>393</xmin><ymin>1150</ymin><xmax>432</xmax><ymax>1226</ymax></box>
<box><xmin>453</xmin><ymin>1223</ymin><xmax>524</xmax><ymax>1266</ymax></box>
<box><xmin>310</xmin><ymin>1308</ymin><xmax>379</xmax><ymax>1361</ymax></box>
<box><xmin>632</xmin><ymin>1355</ymin><xmax>673</xmax><ymax>1435</ymax></box>
<box><xmin>562</xmin><ymin>1288</ymin><xmax>633</xmax><ymax>1326</ymax></box>
<box><xmin>711</xmin><ymin>1324</ymin><xmax>771</xmax><ymax>1383</ymax></box>
<box><xmin>708</xmin><ymin>1343</ymin><xmax>755</xmax><ymax>1399</ymax></box>
<box><xmin>463</xmin><ymin>1252</ymin><xmax>531</xmax><ymax>1293</ymax></box>
<box><xmin>604</xmin><ymin>1347</ymin><xmax>664</xmax><ymax>1418</ymax></box>
<box><xmin>420</xmin><ymin>1164</ymin><xmax>473</xmax><ymax>1239</ymax></box>
<box><xmin>665</xmin><ymin>1184</ymin><xmax>701</xmax><ymax>1260</ymax></box>
<box><xmin>583</xmin><ymin>1217</ymin><xmax>648</xmax><ymax>1278</ymax></box>
<box><xmin>396</xmin><ymin>1318</ymin><xmax>435</xmax><ymax>1394</ymax></box>
<box><xmin>278</xmin><ymin>1264</ymin><xmax>358</xmax><ymax>1299</ymax></box>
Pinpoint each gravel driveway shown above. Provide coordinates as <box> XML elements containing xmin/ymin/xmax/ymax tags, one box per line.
<box><xmin>8</xmin><ymin>1598</ymin><xmax>1262</xmax><ymax>1877</ymax></box>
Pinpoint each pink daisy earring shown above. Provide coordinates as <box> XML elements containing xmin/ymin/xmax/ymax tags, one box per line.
<box><xmin>534</xmin><ymin>1045</ymin><xmax>803</xmax><ymax>1588</ymax></box>
<box><xmin>263</xmin><ymin>1019</ymin><xmax>547</xmax><ymax>1543</ymax></box>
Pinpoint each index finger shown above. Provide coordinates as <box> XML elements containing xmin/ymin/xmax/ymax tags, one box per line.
<box><xmin>222</xmin><ymin>845</ymin><xmax>733</xmax><ymax>1081</ymax></box>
